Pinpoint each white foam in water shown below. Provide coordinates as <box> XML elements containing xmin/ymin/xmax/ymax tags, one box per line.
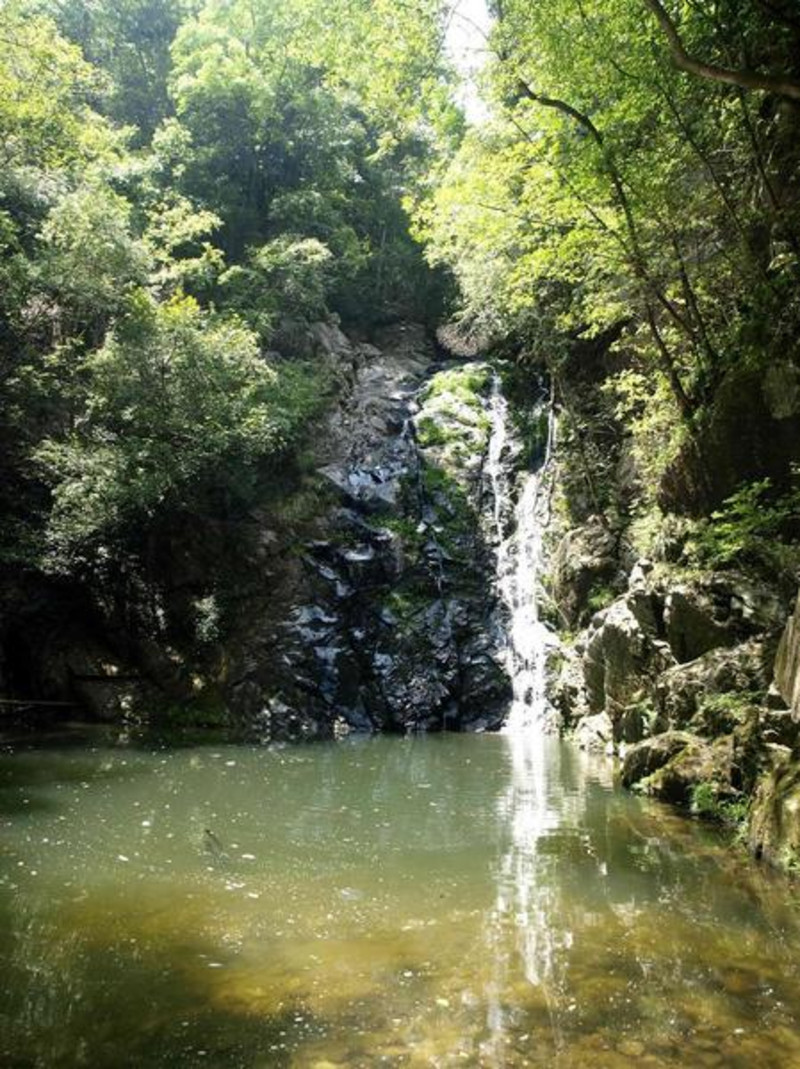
<box><xmin>486</xmin><ymin>373</ymin><xmax>557</xmax><ymax>734</ymax></box>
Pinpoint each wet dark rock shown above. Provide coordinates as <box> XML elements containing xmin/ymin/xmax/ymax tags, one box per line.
<box><xmin>215</xmin><ymin>330</ymin><xmax>511</xmax><ymax>739</ymax></box>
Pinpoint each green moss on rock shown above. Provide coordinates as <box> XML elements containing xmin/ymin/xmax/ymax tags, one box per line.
<box><xmin>749</xmin><ymin>759</ymin><xmax>800</xmax><ymax>873</ymax></box>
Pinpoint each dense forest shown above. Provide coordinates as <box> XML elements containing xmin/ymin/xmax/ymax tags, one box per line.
<box><xmin>423</xmin><ymin>0</ymin><xmax>800</xmax><ymax>541</ymax></box>
<box><xmin>0</xmin><ymin>0</ymin><xmax>458</xmax><ymax>570</ymax></box>
<box><xmin>2</xmin><ymin>0</ymin><xmax>800</xmax><ymax>851</ymax></box>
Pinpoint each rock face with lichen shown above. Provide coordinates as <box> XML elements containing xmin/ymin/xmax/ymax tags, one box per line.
<box><xmin>549</xmin><ymin>542</ymin><xmax>800</xmax><ymax>866</ymax></box>
<box><xmin>219</xmin><ymin>330</ymin><xmax>513</xmax><ymax>739</ymax></box>
<box><xmin>749</xmin><ymin>759</ymin><xmax>800</xmax><ymax>871</ymax></box>
<box><xmin>744</xmin><ymin>594</ymin><xmax>800</xmax><ymax>870</ymax></box>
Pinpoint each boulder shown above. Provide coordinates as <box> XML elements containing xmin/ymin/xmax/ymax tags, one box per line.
<box><xmin>774</xmin><ymin>590</ymin><xmax>800</xmax><ymax>719</ymax></box>
<box><xmin>574</xmin><ymin>711</ymin><xmax>613</xmax><ymax>753</ymax></box>
<box><xmin>615</xmin><ymin>701</ymin><xmax>657</xmax><ymax>744</ymax></box>
<box><xmin>664</xmin><ymin>588</ymin><xmax>733</xmax><ymax>662</ymax></box>
<box><xmin>655</xmin><ymin>639</ymin><xmax>772</xmax><ymax>731</ymax></box>
<box><xmin>549</xmin><ymin>517</ymin><xmax>620</xmax><ymax>627</ymax></box>
<box><xmin>760</xmin><ymin>709</ymin><xmax>798</xmax><ymax>748</ymax></box>
<box><xmin>621</xmin><ymin>731</ymin><xmax>697</xmax><ymax>788</ymax></box>
<box><xmin>547</xmin><ymin>645</ymin><xmax>589</xmax><ymax>729</ymax></box>
<box><xmin>662</xmin><ymin>575</ymin><xmax>786</xmax><ymax>663</ymax></box>
<box><xmin>582</xmin><ymin>597</ymin><xmax>674</xmax><ymax>720</ymax></box>
<box><xmin>623</xmin><ymin>731</ymin><xmax>736</xmax><ymax>806</ymax></box>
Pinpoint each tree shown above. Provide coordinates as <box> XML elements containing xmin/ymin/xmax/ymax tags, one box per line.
<box><xmin>31</xmin><ymin>0</ymin><xmax>191</xmax><ymax>141</ymax></box>
<box><xmin>418</xmin><ymin>0</ymin><xmax>800</xmax><ymax>514</ymax></box>
<box><xmin>36</xmin><ymin>293</ymin><xmax>323</xmax><ymax>573</ymax></box>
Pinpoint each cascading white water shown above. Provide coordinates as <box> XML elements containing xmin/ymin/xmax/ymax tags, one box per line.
<box><xmin>486</xmin><ymin>373</ymin><xmax>557</xmax><ymax>733</ymax></box>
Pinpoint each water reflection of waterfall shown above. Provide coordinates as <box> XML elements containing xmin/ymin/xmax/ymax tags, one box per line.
<box><xmin>484</xmin><ymin>738</ymin><xmax>617</xmax><ymax>1065</ymax></box>
<box><xmin>483</xmin><ymin>737</ymin><xmax>565</xmax><ymax>1065</ymax></box>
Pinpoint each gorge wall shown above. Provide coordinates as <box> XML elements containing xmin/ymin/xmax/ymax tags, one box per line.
<box><xmin>539</xmin><ymin>325</ymin><xmax>800</xmax><ymax>873</ymax></box>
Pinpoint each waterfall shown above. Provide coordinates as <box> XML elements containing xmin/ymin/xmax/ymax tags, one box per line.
<box><xmin>486</xmin><ymin>373</ymin><xmax>557</xmax><ymax>733</ymax></box>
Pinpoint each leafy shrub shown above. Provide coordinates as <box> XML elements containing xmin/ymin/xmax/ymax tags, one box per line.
<box><xmin>690</xmin><ymin>782</ymin><xmax>748</xmax><ymax>827</ymax></box>
<box><xmin>586</xmin><ymin>582</ymin><xmax>616</xmax><ymax>615</ymax></box>
<box><xmin>694</xmin><ymin>693</ymin><xmax>757</xmax><ymax>737</ymax></box>
<box><xmin>39</xmin><ymin>185</ymin><xmax>149</xmax><ymax>317</ymax></box>
<box><xmin>689</xmin><ymin>477</ymin><xmax>800</xmax><ymax>570</ymax></box>
<box><xmin>421</xmin><ymin>364</ymin><xmax>491</xmax><ymax>406</ymax></box>
<box><xmin>219</xmin><ymin>237</ymin><xmax>333</xmax><ymax>341</ymax></box>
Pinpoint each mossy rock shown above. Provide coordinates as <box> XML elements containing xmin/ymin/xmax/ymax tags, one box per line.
<box><xmin>749</xmin><ymin>759</ymin><xmax>800</xmax><ymax>872</ymax></box>
<box><xmin>621</xmin><ymin>730</ymin><xmax>697</xmax><ymax>789</ymax></box>
<box><xmin>622</xmin><ymin>730</ymin><xmax>736</xmax><ymax>807</ymax></box>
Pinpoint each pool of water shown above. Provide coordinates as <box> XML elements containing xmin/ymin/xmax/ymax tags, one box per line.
<box><xmin>2</xmin><ymin>730</ymin><xmax>800</xmax><ymax>1067</ymax></box>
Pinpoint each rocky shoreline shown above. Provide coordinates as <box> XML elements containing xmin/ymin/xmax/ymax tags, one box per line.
<box><xmin>545</xmin><ymin>518</ymin><xmax>800</xmax><ymax>874</ymax></box>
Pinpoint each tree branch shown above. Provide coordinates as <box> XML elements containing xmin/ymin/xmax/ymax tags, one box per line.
<box><xmin>514</xmin><ymin>78</ymin><xmax>697</xmax><ymax>419</ymax></box>
<box><xmin>643</xmin><ymin>0</ymin><xmax>800</xmax><ymax>101</ymax></box>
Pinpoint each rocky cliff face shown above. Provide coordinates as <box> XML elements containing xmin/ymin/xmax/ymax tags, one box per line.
<box><xmin>219</xmin><ymin>324</ymin><xmax>511</xmax><ymax>739</ymax></box>
<box><xmin>775</xmin><ymin>592</ymin><xmax>800</xmax><ymax>720</ymax></box>
<box><xmin>548</xmin><ymin>522</ymin><xmax>800</xmax><ymax>868</ymax></box>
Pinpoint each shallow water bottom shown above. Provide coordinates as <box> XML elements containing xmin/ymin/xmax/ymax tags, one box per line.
<box><xmin>2</xmin><ymin>732</ymin><xmax>800</xmax><ymax>1067</ymax></box>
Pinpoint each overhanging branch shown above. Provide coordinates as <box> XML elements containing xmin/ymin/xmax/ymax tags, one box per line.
<box><xmin>644</xmin><ymin>0</ymin><xmax>800</xmax><ymax>101</ymax></box>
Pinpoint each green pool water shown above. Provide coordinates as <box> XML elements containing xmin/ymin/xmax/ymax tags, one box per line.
<box><xmin>1</xmin><ymin>730</ymin><xmax>800</xmax><ymax>1068</ymax></box>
